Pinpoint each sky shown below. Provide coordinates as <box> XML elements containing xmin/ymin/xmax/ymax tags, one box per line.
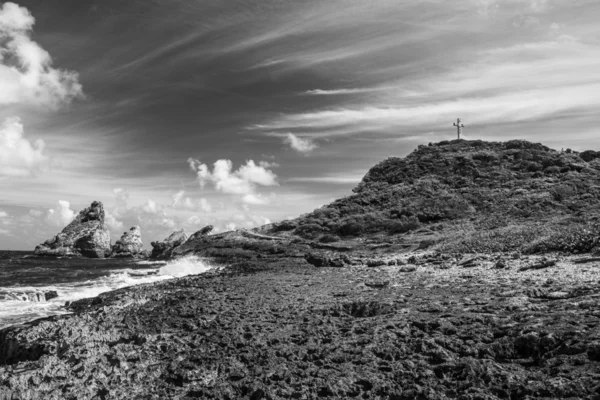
<box><xmin>0</xmin><ymin>0</ymin><xmax>599</xmax><ymax>249</ymax></box>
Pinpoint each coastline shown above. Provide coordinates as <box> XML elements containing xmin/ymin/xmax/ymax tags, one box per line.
<box><xmin>2</xmin><ymin>252</ymin><xmax>600</xmax><ymax>399</ymax></box>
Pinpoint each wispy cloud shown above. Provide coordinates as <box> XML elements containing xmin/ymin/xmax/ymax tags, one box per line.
<box><xmin>283</xmin><ymin>133</ymin><xmax>317</xmax><ymax>153</ymax></box>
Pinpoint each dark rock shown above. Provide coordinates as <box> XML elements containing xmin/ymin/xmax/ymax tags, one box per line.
<box><xmin>110</xmin><ymin>226</ymin><xmax>145</xmax><ymax>258</ymax></box>
<box><xmin>34</xmin><ymin>201</ymin><xmax>110</xmax><ymax>258</ymax></box>
<box><xmin>304</xmin><ymin>253</ymin><xmax>347</xmax><ymax>268</ymax></box>
<box><xmin>5</xmin><ymin>290</ymin><xmax>59</xmax><ymax>302</ymax></box>
<box><xmin>399</xmin><ymin>266</ymin><xmax>417</xmax><ymax>273</ymax></box>
<box><xmin>150</xmin><ymin>229</ymin><xmax>189</xmax><ymax>260</ymax></box>
<box><xmin>185</xmin><ymin>225</ymin><xmax>214</xmax><ymax>244</ymax></box>
<box><xmin>366</xmin><ymin>259</ymin><xmax>387</xmax><ymax>268</ymax></box>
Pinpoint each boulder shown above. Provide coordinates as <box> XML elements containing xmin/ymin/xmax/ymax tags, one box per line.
<box><xmin>111</xmin><ymin>226</ymin><xmax>145</xmax><ymax>258</ymax></box>
<box><xmin>185</xmin><ymin>225</ymin><xmax>214</xmax><ymax>243</ymax></box>
<box><xmin>34</xmin><ymin>201</ymin><xmax>111</xmax><ymax>258</ymax></box>
<box><xmin>150</xmin><ymin>229</ymin><xmax>188</xmax><ymax>260</ymax></box>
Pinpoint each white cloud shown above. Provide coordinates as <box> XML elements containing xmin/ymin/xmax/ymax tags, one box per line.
<box><xmin>171</xmin><ymin>190</ymin><xmax>212</xmax><ymax>212</ymax></box>
<box><xmin>141</xmin><ymin>199</ymin><xmax>159</xmax><ymax>214</ymax></box>
<box><xmin>105</xmin><ymin>210</ymin><xmax>123</xmax><ymax>232</ymax></box>
<box><xmin>188</xmin><ymin>158</ymin><xmax>278</xmax><ymax>203</ymax></box>
<box><xmin>0</xmin><ymin>211</ymin><xmax>8</xmax><ymax>219</ymax></box>
<box><xmin>225</xmin><ymin>222</ymin><xmax>236</xmax><ymax>231</ymax></box>
<box><xmin>303</xmin><ymin>88</ymin><xmax>375</xmax><ymax>96</ymax></box>
<box><xmin>284</xmin><ymin>133</ymin><xmax>317</xmax><ymax>153</ymax></box>
<box><xmin>0</xmin><ymin>117</ymin><xmax>48</xmax><ymax>177</ymax></box>
<box><xmin>0</xmin><ymin>2</ymin><xmax>83</xmax><ymax>108</ymax></box>
<box><xmin>28</xmin><ymin>209</ymin><xmax>43</xmax><ymax>217</ymax></box>
<box><xmin>45</xmin><ymin>200</ymin><xmax>75</xmax><ymax>228</ymax></box>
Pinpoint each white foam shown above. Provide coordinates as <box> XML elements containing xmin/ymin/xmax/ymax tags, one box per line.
<box><xmin>0</xmin><ymin>255</ymin><xmax>214</xmax><ymax>329</ymax></box>
<box><xmin>158</xmin><ymin>255</ymin><xmax>213</xmax><ymax>278</ymax></box>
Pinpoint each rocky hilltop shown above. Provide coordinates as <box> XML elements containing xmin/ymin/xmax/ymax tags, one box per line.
<box><xmin>34</xmin><ymin>201</ymin><xmax>111</xmax><ymax>258</ymax></box>
<box><xmin>263</xmin><ymin>139</ymin><xmax>600</xmax><ymax>255</ymax></box>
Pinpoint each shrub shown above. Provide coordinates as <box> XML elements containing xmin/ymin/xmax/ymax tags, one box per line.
<box><xmin>294</xmin><ymin>224</ymin><xmax>324</xmax><ymax>239</ymax></box>
<box><xmin>389</xmin><ymin>216</ymin><xmax>420</xmax><ymax>234</ymax></box>
<box><xmin>525</xmin><ymin>222</ymin><xmax>600</xmax><ymax>254</ymax></box>
<box><xmin>550</xmin><ymin>185</ymin><xmax>576</xmax><ymax>201</ymax></box>
<box><xmin>319</xmin><ymin>234</ymin><xmax>341</xmax><ymax>243</ymax></box>
<box><xmin>337</xmin><ymin>221</ymin><xmax>363</xmax><ymax>236</ymax></box>
<box><xmin>472</xmin><ymin>151</ymin><xmax>499</xmax><ymax>164</ymax></box>
<box><xmin>580</xmin><ymin>150</ymin><xmax>599</xmax><ymax>162</ymax></box>
<box><xmin>544</xmin><ymin>166</ymin><xmax>561</xmax><ymax>174</ymax></box>
<box><xmin>272</xmin><ymin>220</ymin><xmax>298</xmax><ymax>231</ymax></box>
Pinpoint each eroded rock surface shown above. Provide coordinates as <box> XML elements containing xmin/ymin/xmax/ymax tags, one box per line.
<box><xmin>1</xmin><ymin>256</ymin><xmax>600</xmax><ymax>399</ymax></box>
<box><xmin>111</xmin><ymin>226</ymin><xmax>145</xmax><ymax>258</ymax></box>
<box><xmin>150</xmin><ymin>229</ymin><xmax>189</xmax><ymax>260</ymax></box>
<box><xmin>33</xmin><ymin>201</ymin><xmax>111</xmax><ymax>258</ymax></box>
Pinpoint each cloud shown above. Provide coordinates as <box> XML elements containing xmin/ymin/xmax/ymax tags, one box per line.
<box><xmin>303</xmin><ymin>88</ymin><xmax>375</xmax><ymax>96</ymax></box>
<box><xmin>0</xmin><ymin>210</ymin><xmax>8</xmax><ymax>219</ymax></box>
<box><xmin>105</xmin><ymin>210</ymin><xmax>124</xmax><ymax>232</ymax></box>
<box><xmin>171</xmin><ymin>190</ymin><xmax>212</xmax><ymax>212</ymax></box>
<box><xmin>0</xmin><ymin>117</ymin><xmax>48</xmax><ymax>177</ymax></box>
<box><xmin>45</xmin><ymin>200</ymin><xmax>75</xmax><ymax>228</ymax></box>
<box><xmin>284</xmin><ymin>133</ymin><xmax>317</xmax><ymax>153</ymax></box>
<box><xmin>141</xmin><ymin>199</ymin><xmax>159</xmax><ymax>214</ymax></box>
<box><xmin>0</xmin><ymin>2</ymin><xmax>83</xmax><ymax>108</ymax></box>
<box><xmin>188</xmin><ymin>158</ymin><xmax>278</xmax><ymax>203</ymax></box>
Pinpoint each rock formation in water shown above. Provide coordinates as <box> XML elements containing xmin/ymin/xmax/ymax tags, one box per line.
<box><xmin>5</xmin><ymin>290</ymin><xmax>58</xmax><ymax>302</ymax></box>
<box><xmin>110</xmin><ymin>226</ymin><xmax>146</xmax><ymax>258</ymax></box>
<box><xmin>150</xmin><ymin>229</ymin><xmax>188</xmax><ymax>260</ymax></box>
<box><xmin>34</xmin><ymin>201</ymin><xmax>111</xmax><ymax>258</ymax></box>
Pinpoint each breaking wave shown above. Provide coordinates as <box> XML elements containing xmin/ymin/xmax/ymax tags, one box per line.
<box><xmin>0</xmin><ymin>255</ymin><xmax>215</xmax><ymax>329</ymax></box>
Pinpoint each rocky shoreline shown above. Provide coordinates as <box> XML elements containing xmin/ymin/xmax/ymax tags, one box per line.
<box><xmin>1</xmin><ymin>246</ymin><xmax>600</xmax><ymax>399</ymax></box>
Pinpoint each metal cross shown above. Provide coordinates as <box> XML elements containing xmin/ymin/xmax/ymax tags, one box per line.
<box><xmin>453</xmin><ymin>118</ymin><xmax>465</xmax><ymax>139</ymax></box>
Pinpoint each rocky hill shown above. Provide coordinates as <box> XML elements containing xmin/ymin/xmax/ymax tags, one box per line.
<box><xmin>266</xmin><ymin>139</ymin><xmax>600</xmax><ymax>255</ymax></box>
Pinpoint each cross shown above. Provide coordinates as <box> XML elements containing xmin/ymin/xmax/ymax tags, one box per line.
<box><xmin>453</xmin><ymin>118</ymin><xmax>465</xmax><ymax>139</ymax></box>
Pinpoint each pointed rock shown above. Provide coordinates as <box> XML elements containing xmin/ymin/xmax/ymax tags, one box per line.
<box><xmin>34</xmin><ymin>201</ymin><xmax>111</xmax><ymax>258</ymax></box>
<box><xmin>150</xmin><ymin>229</ymin><xmax>188</xmax><ymax>260</ymax></box>
<box><xmin>111</xmin><ymin>226</ymin><xmax>145</xmax><ymax>258</ymax></box>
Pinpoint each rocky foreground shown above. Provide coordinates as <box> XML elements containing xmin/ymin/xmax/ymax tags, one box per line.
<box><xmin>1</xmin><ymin>252</ymin><xmax>600</xmax><ymax>399</ymax></box>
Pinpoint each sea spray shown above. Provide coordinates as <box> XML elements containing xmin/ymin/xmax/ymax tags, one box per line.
<box><xmin>0</xmin><ymin>254</ymin><xmax>214</xmax><ymax>329</ymax></box>
<box><xmin>157</xmin><ymin>255</ymin><xmax>213</xmax><ymax>278</ymax></box>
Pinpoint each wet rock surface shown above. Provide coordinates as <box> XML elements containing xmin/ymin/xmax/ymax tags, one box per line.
<box><xmin>1</xmin><ymin>255</ymin><xmax>600</xmax><ymax>399</ymax></box>
<box><xmin>33</xmin><ymin>201</ymin><xmax>111</xmax><ymax>258</ymax></box>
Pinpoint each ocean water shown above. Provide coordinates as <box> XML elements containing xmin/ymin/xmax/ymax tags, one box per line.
<box><xmin>0</xmin><ymin>251</ymin><xmax>213</xmax><ymax>329</ymax></box>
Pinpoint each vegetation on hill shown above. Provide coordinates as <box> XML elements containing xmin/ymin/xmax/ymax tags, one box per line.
<box><xmin>268</xmin><ymin>139</ymin><xmax>600</xmax><ymax>254</ymax></box>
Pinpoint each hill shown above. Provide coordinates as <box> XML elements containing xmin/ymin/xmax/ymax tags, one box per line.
<box><xmin>266</xmin><ymin>139</ymin><xmax>600</xmax><ymax>254</ymax></box>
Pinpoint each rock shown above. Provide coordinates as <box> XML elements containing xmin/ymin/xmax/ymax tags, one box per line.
<box><xmin>6</xmin><ymin>290</ymin><xmax>58</xmax><ymax>302</ymax></box>
<box><xmin>185</xmin><ymin>225</ymin><xmax>214</xmax><ymax>243</ymax></box>
<box><xmin>34</xmin><ymin>201</ymin><xmax>111</xmax><ymax>258</ymax></box>
<box><xmin>494</xmin><ymin>259</ymin><xmax>507</xmax><ymax>269</ymax></box>
<box><xmin>518</xmin><ymin>259</ymin><xmax>557</xmax><ymax>272</ymax></box>
<box><xmin>366</xmin><ymin>259</ymin><xmax>387</xmax><ymax>268</ymax></box>
<box><xmin>399</xmin><ymin>266</ymin><xmax>417</xmax><ymax>273</ymax></box>
<box><xmin>110</xmin><ymin>226</ymin><xmax>145</xmax><ymax>258</ymax></box>
<box><xmin>304</xmin><ymin>253</ymin><xmax>347</xmax><ymax>268</ymax></box>
<box><xmin>150</xmin><ymin>229</ymin><xmax>189</xmax><ymax>260</ymax></box>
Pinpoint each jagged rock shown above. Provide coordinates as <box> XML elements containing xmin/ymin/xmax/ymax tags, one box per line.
<box><xmin>185</xmin><ymin>225</ymin><xmax>213</xmax><ymax>244</ymax></box>
<box><xmin>34</xmin><ymin>201</ymin><xmax>110</xmax><ymax>258</ymax></box>
<box><xmin>150</xmin><ymin>229</ymin><xmax>188</xmax><ymax>260</ymax></box>
<box><xmin>6</xmin><ymin>290</ymin><xmax>58</xmax><ymax>302</ymax></box>
<box><xmin>111</xmin><ymin>226</ymin><xmax>145</xmax><ymax>258</ymax></box>
<box><xmin>304</xmin><ymin>253</ymin><xmax>347</xmax><ymax>268</ymax></box>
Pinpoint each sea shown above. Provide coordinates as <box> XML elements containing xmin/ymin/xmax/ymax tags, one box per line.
<box><xmin>0</xmin><ymin>251</ymin><xmax>213</xmax><ymax>330</ymax></box>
